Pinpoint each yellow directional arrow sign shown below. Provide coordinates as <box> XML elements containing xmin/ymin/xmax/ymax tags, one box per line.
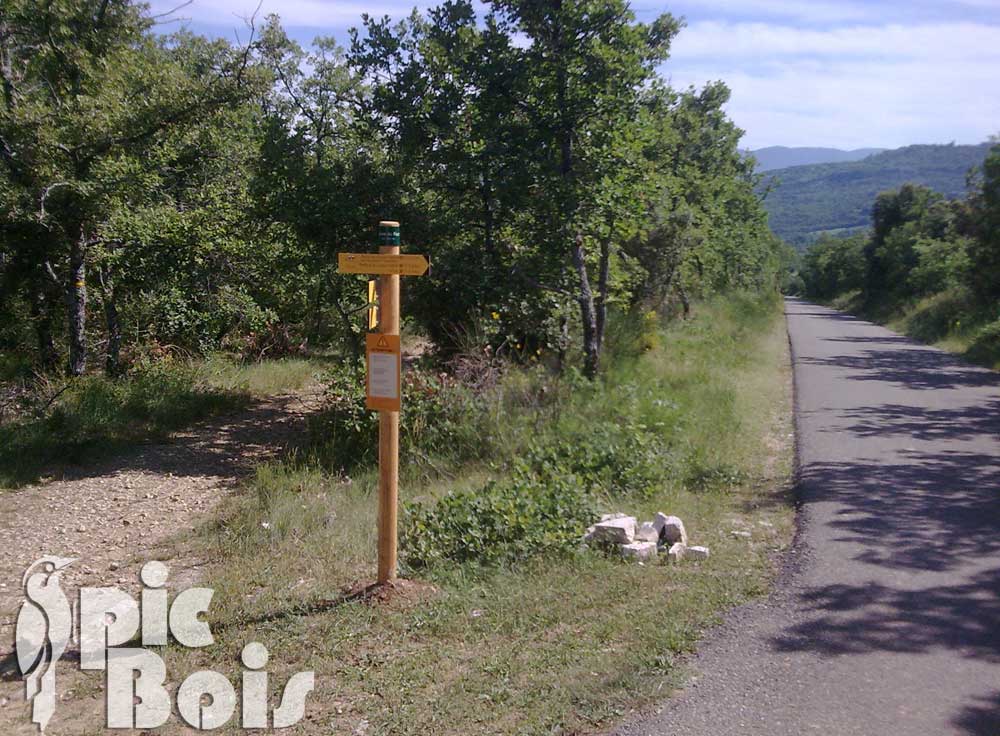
<box><xmin>338</xmin><ymin>252</ymin><xmax>430</xmax><ymax>276</ymax></box>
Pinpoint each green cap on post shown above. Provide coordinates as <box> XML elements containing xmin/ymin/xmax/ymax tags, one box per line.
<box><xmin>378</xmin><ymin>220</ymin><xmax>401</xmax><ymax>246</ymax></box>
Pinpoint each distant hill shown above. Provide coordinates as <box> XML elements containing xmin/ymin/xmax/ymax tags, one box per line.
<box><xmin>760</xmin><ymin>143</ymin><xmax>991</xmax><ymax>247</ymax></box>
<box><xmin>749</xmin><ymin>146</ymin><xmax>886</xmax><ymax>171</ymax></box>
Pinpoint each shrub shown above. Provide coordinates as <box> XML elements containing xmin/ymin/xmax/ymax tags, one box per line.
<box><xmin>518</xmin><ymin>421</ymin><xmax>667</xmax><ymax>499</ymax></box>
<box><xmin>308</xmin><ymin>361</ymin><xmax>497</xmax><ymax>472</ymax></box>
<box><xmin>400</xmin><ymin>415</ymin><xmax>669</xmax><ymax>569</ymax></box>
<box><xmin>965</xmin><ymin>318</ymin><xmax>1000</xmax><ymax>367</ymax></box>
<box><xmin>401</xmin><ymin>473</ymin><xmax>597</xmax><ymax>569</ymax></box>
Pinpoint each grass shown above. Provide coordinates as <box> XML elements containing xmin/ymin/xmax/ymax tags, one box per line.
<box><xmin>828</xmin><ymin>288</ymin><xmax>1000</xmax><ymax>370</ymax></box>
<box><xmin>159</xmin><ymin>292</ymin><xmax>795</xmax><ymax>735</ymax></box>
<box><xmin>0</xmin><ymin>355</ymin><xmax>320</xmax><ymax>489</ymax></box>
<box><xmin>200</xmin><ymin>355</ymin><xmax>320</xmax><ymax>395</ymax></box>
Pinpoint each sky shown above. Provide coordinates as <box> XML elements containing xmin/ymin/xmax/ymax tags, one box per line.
<box><xmin>147</xmin><ymin>0</ymin><xmax>1000</xmax><ymax>150</ymax></box>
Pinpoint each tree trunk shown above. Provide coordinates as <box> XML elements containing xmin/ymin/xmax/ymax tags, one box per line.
<box><xmin>556</xmin><ymin>312</ymin><xmax>569</xmax><ymax>374</ymax></box>
<box><xmin>308</xmin><ymin>278</ymin><xmax>326</xmax><ymax>344</ymax></box>
<box><xmin>678</xmin><ymin>282</ymin><xmax>691</xmax><ymax>319</ymax></box>
<box><xmin>481</xmin><ymin>173</ymin><xmax>495</xmax><ymax>254</ymax></box>
<box><xmin>66</xmin><ymin>232</ymin><xmax>87</xmax><ymax>376</ymax></box>
<box><xmin>571</xmin><ymin>232</ymin><xmax>600</xmax><ymax>378</ymax></box>
<box><xmin>30</xmin><ymin>280</ymin><xmax>59</xmax><ymax>371</ymax></box>
<box><xmin>595</xmin><ymin>224</ymin><xmax>612</xmax><ymax>351</ymax></box>
<box><xmin>552</xmin><ymin>10</ymin><xmax>599</xmax><ymax>377</ymax></box>
<box><xmin>98</xmin><ymin>265</ymin><xmax>121</xmax><ymax>376</ymax></box>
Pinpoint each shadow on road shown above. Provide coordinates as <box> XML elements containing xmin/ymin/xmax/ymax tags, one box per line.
<box><xmin>779</xmin><ymin>300</ymin><xmax>1000</xmax><ymax>732</ymax></box>
<box><xmin>798</xmin><ymin>453</ymin><xmax>1000</xmax><ymax>573</ymax></box>
<box><xmin>953</xmin><ymin>691</ymin><xmax>1000</xmax><ymax>735</ymax></box>
<box><xmin>772</xmin><ymin>565</ymin><xmax>1000</xmax><ymax>662</ymax></box>
<box><xmin>837</xmin><ymin>402</ymin><xmax>1000</xmax><ymax>442</ymax></box>
<box><xmin>801</xmin><ymin>347</ymin><xmax>999</xmax><ymax>391</ymax></box>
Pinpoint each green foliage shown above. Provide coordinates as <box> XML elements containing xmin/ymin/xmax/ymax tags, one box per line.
<box><xmin>398</xmin><ymin>293</ymin><xmax>784</xmax><ymax>571</ymax></box>
<box><xmin>518</xmin><ymin>421</ymin><xmax>667</xmax><ymax>500</ymax></box>
<box><xmin>966</xmin><ymin>318</ymin><xmax>1000</xmax><ymax>367</ymax></box>
<box><xmin>3</xmin><ymin>0</ymin><xmax>784</xmax><ymax>384</ymax></box>
<box><xmin>966</xmin><ymin>144</ymin><xmax>1000</xmax><ymax>303</ymax></box>
<box><xmin>796</xmin><ymin>142</ymin><xmax>1000</xmax><ymax>370</ymax></box>
<box><xmin>401</xmin><ymin>473</ymin><xmax>597</xmax><ymax>569</ymax></box>
<box><xmin>307</xmin><ymin>361</ymin><xmax>496</xmax><ymax>472</ymax></box>
<box><xmin>799</xmin><ymin>234</ymin><xmax>866</xmax><ymax>300</ymax></box>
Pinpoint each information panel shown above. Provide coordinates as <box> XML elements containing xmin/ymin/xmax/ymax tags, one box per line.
<box><xmin>366</xmin><ymin>333</ymin><xmax>401</xmax><ymax>411</ymax></box>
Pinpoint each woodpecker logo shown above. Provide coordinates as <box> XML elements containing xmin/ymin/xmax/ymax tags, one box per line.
<box><xmin>15</xmin><ymin>557</ymin><xmax>314</xmax><ymax>731</ymax></box>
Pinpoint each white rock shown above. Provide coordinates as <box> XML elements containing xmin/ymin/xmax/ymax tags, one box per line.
<box><xmin>600</xmin><ymin>512</ymin><xmax>628</xmax><ymax>522</ymax></box>
<box><xmin>589</xmin><ymin>517</ymin><xmax>637</xmax><ymax>545</ymax></box>
<box><xmin>731</xmin><ymin>530</ymin><xmax>751</xmax><ymax>539</ymax></box>
<box><xmin>666</xmin><ymin>542</ymin><xmax>686</xmax><ymax>564</ymax></box>
<box><xmin>620</xmin><ymin>541</ymin><xmax>658</xmax><ymax>561</ymax></box>
<box><xmin>687</xmin><ymin>546</ymin><xmax>710</xmax><ymax>560</ymax></box>
<box><xmin>635</xmin><ymin>521</ymin><xmax>659</xmax><ymax>543</ymax></box>
<box><xmin>655</xmin><ymin>514</ymin><xmax>688</xmax><ymax>546</ymax></box>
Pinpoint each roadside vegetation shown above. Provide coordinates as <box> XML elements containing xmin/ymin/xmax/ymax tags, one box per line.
<box><xmin>792</xmin><ymin>140</ymin><xmax>1000</xmax><ymax>369</ymax></box>
<box><xmin>158</xmin><ymin>293</ymin><xmax>795</xmax><ymax>736</ymax></box>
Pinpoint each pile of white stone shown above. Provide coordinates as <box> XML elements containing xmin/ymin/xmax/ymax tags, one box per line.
<box><xmin>583</xmin><ymin>512</ymin><xmax>710</xmax><ymax>563</ymax></box>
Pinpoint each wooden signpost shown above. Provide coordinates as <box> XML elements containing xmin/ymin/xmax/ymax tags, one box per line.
<box><xmin>338</xmin><ymin>221</ymin><xmax>428</xmax><ymax>583</ymax></box>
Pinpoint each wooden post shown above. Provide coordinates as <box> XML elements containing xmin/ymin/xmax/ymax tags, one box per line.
<box><xmin>377</xmin><ymin>221</ymin><xmax>401</xmax><ymax>583</ymax></box>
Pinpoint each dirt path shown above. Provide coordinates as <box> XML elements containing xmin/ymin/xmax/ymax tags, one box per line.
<box><xmin>0</xmin><ymin>384</ymin><xmax>324</xmax><ymax>665</ymax></box>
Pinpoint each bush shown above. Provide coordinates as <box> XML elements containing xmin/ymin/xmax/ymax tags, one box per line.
<box><xmin>965</xmin><ymin>318</ymin><xmax>1000</xmax><ymax>368</ymax></box>
<box><xmin>400</xmin><ymin>412</ymin><xmax>670</xmax><ymax>569</ymax></box>
<box><xmin>401</xmin><ymin>472</ymin><xmax>597</xmax><ymax>569</ymax></box>
<box><xmin>518</xmin><ymin>422</ymin><xmax>667</xmax><ymax>499</ymax></box>
<box><xmin>308</xmin><ymin>361</ymin><xmax>497</xmax><ymax>472</ymax></box>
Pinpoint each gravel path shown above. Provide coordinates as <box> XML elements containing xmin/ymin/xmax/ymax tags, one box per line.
<box><xmin>616</xmin><ymin>298</ymin><xmax>1000</xmax><ymax>736</ymax></box>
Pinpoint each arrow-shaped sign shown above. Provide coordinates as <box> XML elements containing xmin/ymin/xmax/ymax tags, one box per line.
<box><xmin>338</xmin><ymin>253</ymin><xmax>430</xmax><ymax>276</ymax></box>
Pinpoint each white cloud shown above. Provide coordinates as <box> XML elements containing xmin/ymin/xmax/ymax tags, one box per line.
<box><xmin>671</xmin><ymin>21</ymin><xmax>1000</xmax><ymax>62</ymax></box>
<box><xmin>666</xmin><ymin>21</ymin><xmax>1000</xmax><ymax>148</ymax></box>
<box><xmin>658</xmin><ymin>0</ymin><xmax>883</xmax><ymax>24</ymax></box>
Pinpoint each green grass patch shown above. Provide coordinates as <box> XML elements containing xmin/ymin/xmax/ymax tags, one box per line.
<box><xmin>173</xmin><ymin>291</ymin><xmax>795</xmax><ymax>735</ymax></box>
<box><xmin>199</xmin><ymin>355</ymin><xmax>320</xmax><ymax>395</ymax></box>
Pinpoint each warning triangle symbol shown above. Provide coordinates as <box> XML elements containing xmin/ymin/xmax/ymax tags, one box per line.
<box><xmin>376</xmin><ymin>335</ymin><xmax>390</xmax><ymax>349</ymax></box>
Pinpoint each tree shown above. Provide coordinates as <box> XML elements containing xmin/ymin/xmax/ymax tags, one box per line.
<box><xmin>491</xmin><ymin>0</ymin><xmax>680</xmax><ymax>376</ymax></box>
<box><xmin>0</xmin><ymin>0</ymin><xmax>258</xmax><ymax>374</ymax></box>
<box><xmin>966</xmin><ymin>143</ymin><xmax>1000</xmax><ymax>303</ymax></box>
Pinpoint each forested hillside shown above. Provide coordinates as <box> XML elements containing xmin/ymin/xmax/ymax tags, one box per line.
<box><xmin>795</xmin><ymin>141</ymin><xmax>1000</xmax><ymax>367</ymax></box>
<box><xmin>0</xmin><ymin>0</ymin><xmax>787</xmax><ymax>382</ymax></box>
<box><xmin>749</xmin><ymin>146</ymin><xmax>885</xmax><ymax>172</ymax></box>
<box><xmin>762</xmin><ymin>143</ymin><xmax>991</xmax><ymax>246</ymax></box>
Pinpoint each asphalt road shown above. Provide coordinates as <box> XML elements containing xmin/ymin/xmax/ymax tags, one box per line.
<box><xmin>616</xmin><ymin>297</ymin><xmax>1000</xmax><ymax>736</ymax></box>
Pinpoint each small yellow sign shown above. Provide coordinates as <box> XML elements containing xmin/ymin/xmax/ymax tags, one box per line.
<box><xmin>367</xmin><ymin>280</ymin><xmax>379</xmax><ymax>330</ymax></box>
<box><xmin>338</xmin><ymin>253</ymin><xmax>429</xmax><ymax>276</ymax></box>
<box><xmin>366</xmin><ymin>333</ymin><xmax>401</xmax><ymax>412</ymax></box>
